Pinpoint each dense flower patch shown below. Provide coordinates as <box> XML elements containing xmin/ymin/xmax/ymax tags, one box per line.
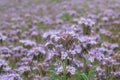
<box><xmin>0</xmin><ymin>0</ymin><xmax>120</xmax><ymax>80</ymax></box>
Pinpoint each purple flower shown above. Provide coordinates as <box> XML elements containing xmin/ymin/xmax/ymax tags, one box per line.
<box><xmin>0</xmin><ymin>33</ymin><xmax>7</xmax><ymax>41</ymax></box>
<box><xmin>0</xmin><ymin>73</ymin><xmax>22</xmax><ymax>80</ymax></box>
<box><xmin>17</xmin><ymin>66</ymin><xmax>30</xmax><ymax>74</ymax></box>
<box><xmin>56</xmin><ymin>66</ymin><xmax>63</xmax><ymax>74</ymax></box>
<box><xmin>78</xmin><ymin>17</ymin><xmax>95</xmax><ymax>27</ymax></box>
<box><xmin>66</xmin><ymin>66</ymin><xmax>76</xmax><ymax>75</ymax></box>
<box><xmin>19</xmin><ymin>40</ymin><xmax>36</xmax><ymax>47</ymax></box>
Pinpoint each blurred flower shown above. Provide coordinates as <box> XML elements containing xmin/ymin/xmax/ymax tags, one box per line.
<box><xmin>102</xmin><ymin>42</ymin><xmax>119</xmax><ymax>50</ymax></box>
<box><xmin>66</xmin><ymin>66</ymin><xmax>76</xmax><ymax>75</ymax></box>
<box><xmin>0</xmin><ymin>33</ymin><xmax>7</xmax><ymax>41</ymax></box>
<box><xmin>56</xmin><ymin>66</ymin><xmax>63</xmax><ymax>75</ymax></box>
<box><xmin>78</xmin><ymin>17</ymin><xmax>95</xmax><ymax>27</ymax></box>
<box><xmin>61</xmin><ymin>51</ymin><xmax>68</xmax><ymax>60</ymax></box>
<box><xmin>19</xmin><ymin>40</ymin><xmax>36</xmax><ymax>47</ymax></box>
<box><xmin>17</xmin><ymin>66</ymin><xmax>30</xmax><ymax>74</ymax></box>
<box><xmin>0</xmin><ymin>73</ymin><xmax>22</xmax><ymax>80</ymax></box>
<box><xmin>72</xmin><ymin>59</ymin><xmax>84</xmax><ymax>68</ymax></box>
<box><xmin>0</xmin><ymin>59</ymin><xmax>8</xmax><ymax>67</ymax></box>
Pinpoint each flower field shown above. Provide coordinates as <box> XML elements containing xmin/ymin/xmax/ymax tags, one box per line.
<box><xmin>0</xmin><ymin>0</ymin><xmax>120</xmax><ymax>80</ymax></box>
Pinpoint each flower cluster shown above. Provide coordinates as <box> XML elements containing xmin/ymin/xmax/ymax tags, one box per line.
<box><xmin>0</xmin><ymin>0</ymin><xmax>120</xmax><ymax>80</ymax></box>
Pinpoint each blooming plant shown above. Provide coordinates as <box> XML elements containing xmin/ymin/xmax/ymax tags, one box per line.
<box><xmin>0</xmin><ymin>0</ymin><xmax>120</xmax><ymax>80</ymax></box>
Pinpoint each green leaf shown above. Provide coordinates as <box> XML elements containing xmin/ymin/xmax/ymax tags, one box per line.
<box><xmin>77</xmin><ymin>71</ymin><xmax>89</xmax><ymax>80</ymax></box>
<box><xmin>88</xmin><ymin>66</ymin><xmax>96</xmax><ymax>80</ymax></box>
<box><xmin>80</xmin><ymin>73</ymin><xmax>89</xmax><ymax>80</ymax></box>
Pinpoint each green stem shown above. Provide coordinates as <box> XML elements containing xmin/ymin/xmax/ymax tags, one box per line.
<box><xmin>62</xmin><ymin>60</ymin><xmax>67</xmax><ymax>80</ymax></box>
